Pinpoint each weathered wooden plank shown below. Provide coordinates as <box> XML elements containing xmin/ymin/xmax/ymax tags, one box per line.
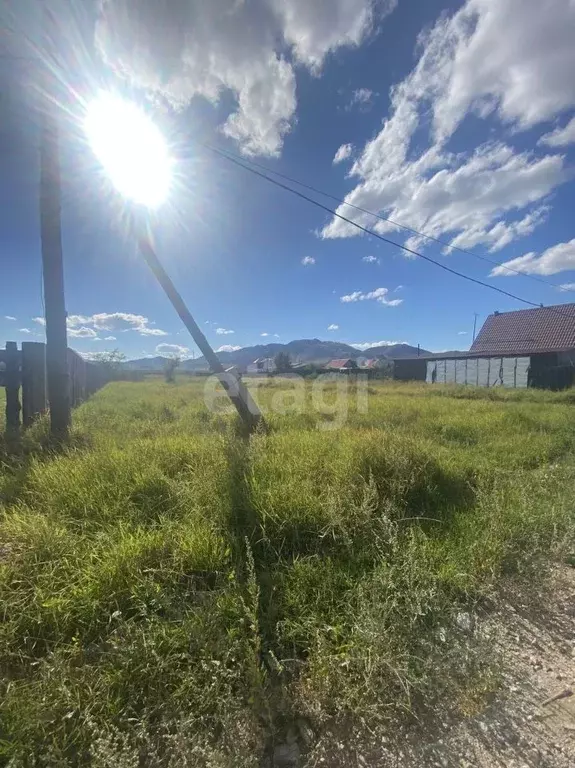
<box><xmin>21</xmin><ymin>342</ymin><xmax>47</xmax><ymax>426</ymax></box>
<box><xmin>4</xmin><ymin>342</ymin><xmax>21</xmax><ymax>432</ymax></box>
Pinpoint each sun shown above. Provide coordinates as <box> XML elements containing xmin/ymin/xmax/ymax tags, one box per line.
<box><xmin>85</xmin><ymin>92</ymin><xmax>172</xmax><ymax>208</ymax></box>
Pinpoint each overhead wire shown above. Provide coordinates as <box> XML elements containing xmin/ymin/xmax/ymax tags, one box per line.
<box><xmin>207</xmin><ymin>143</ymin><xmax>568</xmax><ymax>292</ymax></box>
<box><xmin>205</xmin><ymin>144</ymin><xmax>575</xmax><ymax>323</ymax></box>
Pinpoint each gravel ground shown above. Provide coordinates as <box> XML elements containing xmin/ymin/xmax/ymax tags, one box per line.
<box><xmin>301</xmin><ymin>566</ymin><xmax>575</xmax><ymax>768</ymax></box>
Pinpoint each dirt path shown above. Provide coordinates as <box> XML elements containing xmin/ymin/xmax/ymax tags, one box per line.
<box><xmin>399</xmin><ymin>566</ymin><xmax>575</xmax><ymax>768</ymax></box>
<box><xmin>304</xmin><ymin>566</ymin><xmax>575</xmax><ymax>767</ymax></box>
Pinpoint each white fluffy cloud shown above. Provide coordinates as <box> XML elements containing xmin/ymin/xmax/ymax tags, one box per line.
<box><xmin>216</xmin><ymin>344</ymin><xmax>242</xmax><ymax>353</ymax></box>
<box><xmin>362</xmin><ymin>254</ymin><xmax>379</xmax><ymax>263</ymax></box>
<box><xmin>301</xmin><ymin>256</ymin><xmax>316</xmax><ymax>265</ymax></box>
<box><xmin>351</xmin><ymin>340</ymin><xmax>406</xmax><ymax>350</ymax></box>
<box><xmin>138</xmin><ymin>327</ymin><xmax>169</xmax><ymax>336</ymax></box>
<box><xmin>333</xmin><ymin>143</ymin><xmax>354</xmax><ymax>164</ymax></box>
<box><xmin>216</xmin><ymin>327</ymin><xmax>235</xmax><ymax>335</ymax></box>
<box><xmin>33</xmin><ymin>312</ymin><xmax>168</xmax><ymax>337</ymax></box>
<box><xmin>327</xmin><ymin>323</ymin><xmax>339</xmax><ymax>331</ymax></box>
<box><xmin>340</xmin><ymin>287</ymin><xmax>402</xmax><ymax>306</ymax></box>
<box><xmin>261</xmin><ymin>332</ymin><xmax>269</xmax><ymax>337</ymax></box>
<box><xmin>491</xmin><ymin>239</ymin><xmax>575</xmax><ymax>277</ymax></box>
<box><xmin>90</xmin><ymin>312</ymin><xmax>168</xmax><ymax>335</ymax></box>
<box><xmin>539</xmin><ymin>116</ymin><xmax>575</xmax><ymax>148</ymax></box>
<box><xmin>4</xmin><ymin>316</ymin><xmax>16</xmax><ymax>321</ymax></box>
<box><xmin>104</xmin><ymin>336</ymin><xmax>117</xmax><ymax>341</ymax></box>
<box><xmin>559</xmin><ymin>283</ymin><xmax>575</xmax><ymax>292</ymax></box>
<box><xmin>96</xmin><ymin>0</ymin><xmax>397</xmax><ymax>157</ymax></box>
<box><xmin>68</xmin><ymin>327</ymin><xmax>99</xmax><ymax>339</ymax></box>
<box><xmin>323</xmin><ymin>0</ymin><xmax>575</xmax><ymax>253</ymax></box>
<box><xmin>156</xmin><ymin>343</ymin><xmax>190</xmax><ymax>358</ymax></box>
<box><xmin>19</xmin><ymin>328</ymin><xmax>32</xmax><ymax>334</ymax></box>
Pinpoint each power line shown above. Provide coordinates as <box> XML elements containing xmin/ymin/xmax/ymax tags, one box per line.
<box><xmin>205</xmin><ymin>145</ymin><xmax>575</xmax><ymax>322</ymax></box>
<box><xmin>207</xmin><ymin>143</ymin><xmax>568</xmax><ymax>292</ymax></box>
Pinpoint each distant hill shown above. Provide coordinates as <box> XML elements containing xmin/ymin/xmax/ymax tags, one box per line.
<box><xmin>123</xmin><ymin>340</ymin><xmax>432</xmax><ymax>371</ymax></box>
<box><xmin>123</xmin><ymin>356</ymin><xmax>167</xmax><ymax>371</ymax></box>
<box><xmin>181</xmin><ymin>339</ymin><xmax>361</xmax><ymax>370</ymax></box>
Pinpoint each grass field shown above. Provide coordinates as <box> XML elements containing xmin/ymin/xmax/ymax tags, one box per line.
<box><xmin>0</xmin><ymin>378</ymin><xmax>574</xmax><ymax>765</ymax></box>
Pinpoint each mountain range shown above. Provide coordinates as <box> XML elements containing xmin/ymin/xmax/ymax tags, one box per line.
<box><xmin>123</xmin><ymin>340</ymin><xmax>431</xmax><ymax>371</ymax></box>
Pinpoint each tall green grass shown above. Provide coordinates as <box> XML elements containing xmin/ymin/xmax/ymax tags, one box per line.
<box><xmin>0</xmin><ymin>379</ymin><xmax>573</xmax><ymax>764</ymax></box>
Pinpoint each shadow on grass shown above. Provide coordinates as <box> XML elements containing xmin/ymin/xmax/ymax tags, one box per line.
<box><xmin>0</xmin><ymin>422</ymin><xmax>92</xmax><ymax>506</ymax></box>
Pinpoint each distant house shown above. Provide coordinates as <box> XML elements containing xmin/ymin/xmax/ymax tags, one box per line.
<box><xmin>471</xmin><ymin>304</ymin><xmax>575</xmax><ymax>358</ymax></box>
<box><xmin>359</xmin><ymin>358</ymin><xmax>381</xmax><ymax>369</ymax></box>
<box><xmin>325</xmin><ymin>358</ymin><xmax>358</xmax><ymax>371</ymax></box>
<box><xmin>247</xmin><ymin>357</ymin><xmax>276</xmax><ymax>374</ymax></box>
<box><xmin>421</xmin><ymin>304</ymin><xmax>575</xmax><ymax>389</ymax></box>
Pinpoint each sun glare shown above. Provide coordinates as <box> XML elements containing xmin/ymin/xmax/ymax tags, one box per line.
<box><xmin>85</xmin><ymin>93</ymin><xmax>171</xmax><ymax>208</ymax></box>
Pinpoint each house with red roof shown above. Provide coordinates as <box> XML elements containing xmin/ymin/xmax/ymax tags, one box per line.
<box><xmin>325</xmin><ymin>358</ymin><xmax>358</xmax><ymax>371</ymax></box>
<box><xmin>422</xmin><ymin>304</ymin><xmax>575</xmax><ymax>389</ymax></box>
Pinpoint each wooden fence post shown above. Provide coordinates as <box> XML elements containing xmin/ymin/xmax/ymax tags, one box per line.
<box><xmin>5</xmin><ymin>342</ymin><xmax>21</xmax><ymax>433</ymax></box>
<box><xmin>21</xmin><ymin>342</ymin><xmax>47</xmax><ymax>427</ymax></box>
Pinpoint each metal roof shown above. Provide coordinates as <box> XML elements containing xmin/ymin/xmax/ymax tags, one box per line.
<box><xmin>326</xmin><ymin>358</ymin><xmax>355</xmax><ymax>369</ymax></box>
<box><xmin>470</xmin><ymin>303</ymin><xmax>575</xmax><ymax>355</ymax></box>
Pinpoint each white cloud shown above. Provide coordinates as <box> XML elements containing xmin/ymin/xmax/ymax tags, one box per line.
<box><xmin>90</xmin><ymin>312</ymin><xmax>167</xmax><ymax>336</ymax></box>
<box><xmin>539</xmin><ymin>116</ymin><xmax>575</xmax><ymax>148</ymax></box>
<box><xmin>216</xmin><ymin>344</ymin><xmax>242</xmax><ymax>353</ymax></box>
<box><xmin>261</xmin><ymin>332</ymin><xmax>269</xmax><ymax>337</ymax></box>
<box><xmin>340</xmin><ymin>287</ymin><xmax>403</xmax><ymax>306</ymax></box>
<box><xmin>351</xmin><ymin>340</ymin><xmax>407</xmax><ymax>351</ymax></box>
<box><xmin>322</xmin><ymin>0</ymin><xmax>574</xmax><ymax>253</ymax></box>
<box><xmin>4</xmin><ymin>316</ymin><xmax>16</xmax><ymax>321</ymax></box>
<box><xmin>156</xmin><ymin>343</ymin><xmax>190</xmax><ymax>358</ymax></box>
<box><xmin>138</xmin><ymin>327</ymin><xmax>169</xmax><ymax>336</ymax></box>
<box><xmin>66</xmin><ymin>315</ymin><xmax>92</xmax><ymax>328</ymax></box>
<box><xmin>348</xmin><ymin>87</ymin><xmax>374</xmax><ymax>110</ymax></box>
<box><xmin>95</xmin><ymin>1</ymin><xmax>396</xmax><ymax>157</ymax></box>
<box><xmin>430</xmin><ymin>0</ymin><xmax>575</xmax><ymax>139</ymax></box>
<box><xmin>274</xmin><ymin>333</ymin><xmax>280</xmax><ymax>338</ymax></box>
<box><xmin>327</xmin><ymin>324</ymin><xmax>339</xmax><ymax>331</ymax></box>
<box><xmin>301</xmin><ymin>256</ymin><xmax>316</xmax><ymax>265</ymax></box>
<box><xmin>34</xmin><ymin>312</ymin><xmax>168</xmax><ymax>337</ymax></box>
<box><xmin>333</xmin><ymin>143</ymin><xmax>354</xmax><ymax>164</ymax></box>
<box><xmin>458</xmin><ymin>331</ymin><xmax>468</xmax><ymax>335</ymax></box>
<box><xmin>68</xmin><ymin>327</ymin><xmax>99</xmax><ymax>338</ymax></box>
<box><xmin>216</xmin><ymin>327</ymin><xmax>235</xmax><ymax>335</ymax></box>
<box><xmin>559</xmin><ymin>283</ymin><xmax>575</xmax><ymax>292</ymax></box>
<box><xmin>362</xmin><ymin>254</ymin><xmax>379</xmax><ymax>263</ymax></box>
<box><xmin>78</xmin><ymin>352</ymin><xmax>103</xmax><ymax>361</ymax></box>
<box><xmin>491</xmin><ymin>239</ymin><xmax>575</xmax><ymax>277</ymax></box>
<box><xmin>19</xmin><ymin>328</ymin><xmax>32</xmax><ymax>334</ymax></box>
<box><xmin>104</xmin><ymin>336</ymin><xmax>117</xmax><ymax>341</ymax></box>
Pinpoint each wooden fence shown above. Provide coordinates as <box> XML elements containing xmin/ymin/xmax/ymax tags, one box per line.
<box><xmin>0</xmin><ymin>342</ymin><xmax>113</xmax><ymax>432</ymax></box>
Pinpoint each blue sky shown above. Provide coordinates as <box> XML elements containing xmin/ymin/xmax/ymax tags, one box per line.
<box><xmin>2</xmin><ymin>0</ymin><xmax>575</xmax><ymax>358</ymax></box>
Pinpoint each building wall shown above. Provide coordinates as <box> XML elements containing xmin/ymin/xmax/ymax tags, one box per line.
<box><xmin>426</xmin><ymin>356</ymin><xmax>530</xmax><ymax>388</ymax></box>
<box><xmin>393</xmin><ymin>358</ymin><xmax>427</xmax><ymax>382</ymax></box>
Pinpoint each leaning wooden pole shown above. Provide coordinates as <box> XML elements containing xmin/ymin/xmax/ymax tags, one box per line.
<box><xmin>137</xmin><ymin>230</ymin><xmax>263</xmax><ymax>432</ymax></box>
<box><xmin>39</xmin><ymin>10</ymin><xmax>70</xmax><ymax>439</ymax></box>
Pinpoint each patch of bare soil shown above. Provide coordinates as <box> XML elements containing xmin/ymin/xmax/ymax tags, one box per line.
<box><xmin>304</xmin><ymin>566</ymin><xmax>575</xmax><ymax>767</ymax></box>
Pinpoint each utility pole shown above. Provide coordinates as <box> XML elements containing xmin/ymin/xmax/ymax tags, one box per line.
<box><xmin>472</xmin><ymin>313</ymin><xmax>479</xmax><ymax>343</ymax></box>
<box><xmin>137</xmin><ymin>229</ymin><xmax>263</xmax><ymax>432</ymax></box>
<box><xmin>39</xmin><ymin>8</ymin><xmax>70</xmax><ymax>439</ymax></box>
